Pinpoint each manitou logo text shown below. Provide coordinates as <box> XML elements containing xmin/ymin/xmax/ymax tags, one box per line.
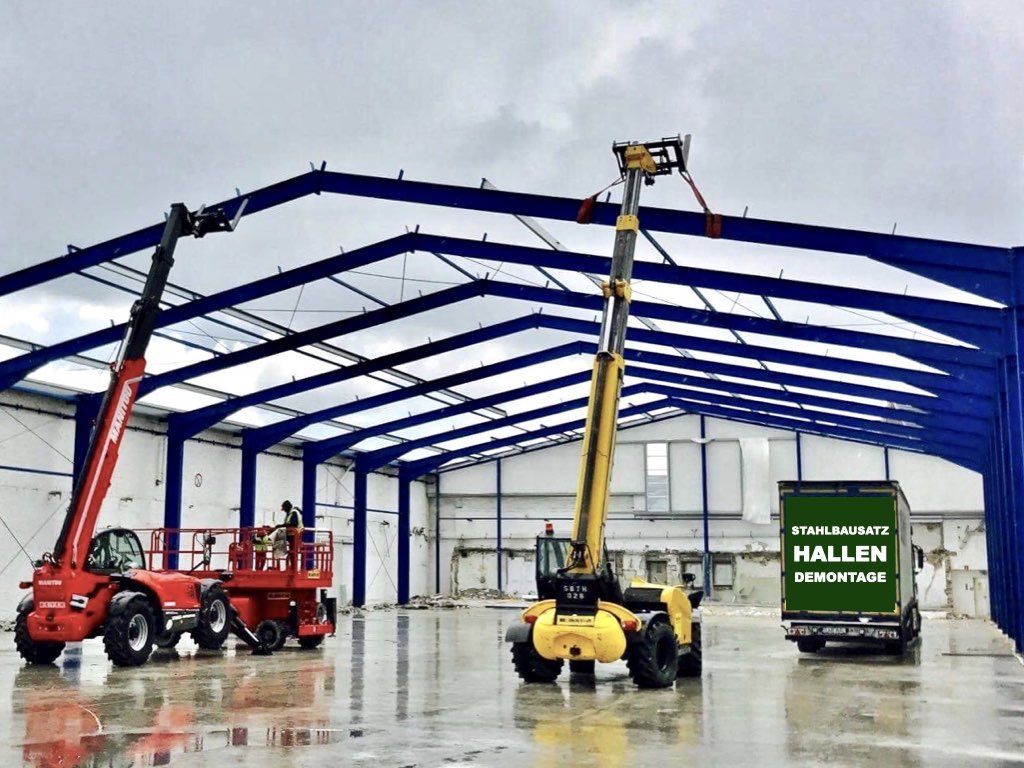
<box><xmin>36</xmin><ymin>580</ymin><xmax>62</xmax><ymax>586</ymax></box>
<box><xmin>107</xmin><ymin>381</ymin><xmax>135</xmax><ymax>443</ymax></box>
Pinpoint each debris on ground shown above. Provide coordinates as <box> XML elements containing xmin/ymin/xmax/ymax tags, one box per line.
<box><xmin>403</xmin><ymin>594</ymin><xmax>466</xmax><ymax>610</ymax></box>
<box><xmin>455</xmin><ymin>587</ymin><xmax>505</xmax><ymax>600</ymax></box>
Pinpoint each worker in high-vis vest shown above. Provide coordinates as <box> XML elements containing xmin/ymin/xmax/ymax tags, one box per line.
<box><xmin>273</xmin><ymin>500</ymin><xmax>304</xmax><ymax>569</ymax></box>
<box><xmin>252</xmin><ymin>526</ymin><xmax>271</xmax><ymax>570</ymax></box>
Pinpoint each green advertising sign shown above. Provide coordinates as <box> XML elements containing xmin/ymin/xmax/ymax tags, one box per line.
<box><xmin>782</xmin><ymin>494</ymin><xmax>899</xmax><ymax>614</ymax></box>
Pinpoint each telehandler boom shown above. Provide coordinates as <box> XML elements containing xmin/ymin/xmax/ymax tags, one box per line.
<box><xmin>14</xmin><ymin>200</ymin><xmax>269</xmax><ymax>667</ymax></box>
<box><xmin>506</xmin><ymin>138</ymin><xmax>703</xmax><ymax>688</ymax></box>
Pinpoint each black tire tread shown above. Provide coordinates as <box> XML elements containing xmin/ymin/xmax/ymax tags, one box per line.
<box><xmin>192</xmin><ymin>584</ymin><xmax>231</xmax><ymax>650</ymax></box>
<box><xmin>15</xmin><ymin>610</ymin><xmax>64</xmax><ymax>665</ymax></box>
<box><xmin>298</xmin><ymin>634</ymin><xmax>325</xmax><ymax>649</ymax></box>
<box><xmin>511</xmin><ymin>641</ymin><xmax>563</xmax><ymax>683</ymax></box>
<box><xmin>626</xmin><ymin>620</ymin><xmax>678</xmax><ymax>688</ymax></box>
<box><xmin>103</xmin><ymin>595</ymin><xmax>155</xmax><ymax>667</ymax></box>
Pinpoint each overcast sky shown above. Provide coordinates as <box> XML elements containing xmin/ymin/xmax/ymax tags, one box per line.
<box><xmin>1</xmin><ymin>2</ymin><xmax>1022</xmax><ymax>456</ymax></box>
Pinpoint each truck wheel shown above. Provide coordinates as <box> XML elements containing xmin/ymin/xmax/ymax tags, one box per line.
<box><xmin>104</xmin><ymin>595</ymin><xmax>155</xmax><ymax>667</ymax></box>
<box><xmin>298</xmin><ymin>634</ymin><xmax>325</xmax><ymax>650</ymax></box>
<box><xmin>192</xmin><ymin>584</ymin><xmax>231</xmax><ymax>650</ymax></box>
<box><xmin>796</xmin><ymin>638</ymin><xmax>825</xmax><ymax>653</ymax></box>
<box><xmin>155</xmin><ymin>632</ymin><xmax>181</xmax><ymax>649</ymax></box>
<box><xmin>627</xmin><ymin>620</ymin><xmax>679</xmax><ymax>688</ymax></box>
<box><xmin>677</xmin><ymin>621</ymin><xmax>703</xmax><ymax>677</ymax></box>
<box><xmin>569</xmin><ymin>660</ymin><xmax>595</xmax><ymax>675</ymax></box>
<box><xmin>511</xmin><ymin>641</ymin><xmax>563</xmax><ymax>683</ymax></box>
<box><xmin>911</xmin><ymin>605</ymin><xmax>922</xmax><ymax>639</ymax></box>
<box><xmin>14</xmin><ymin>606</ymin><xmax>64</xmax><ymax>665</ymax></box>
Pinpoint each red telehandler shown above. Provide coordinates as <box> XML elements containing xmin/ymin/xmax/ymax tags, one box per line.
<box><xmin>14</xmin><ymin>200</ymin><xmax>270</xmax><ymax>667</ymax></box>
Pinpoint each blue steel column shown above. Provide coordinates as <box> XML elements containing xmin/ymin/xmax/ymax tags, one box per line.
<box><xmin>496</xmin><ymin>459</ymin><xmax>503</xmax><ymax>594</ymax></box>
<box><xmin>795</xmin><ymin>431</ymin><xmax>803</xmax><ymax>481</ymax></box>
<box><xmin>352</xmin><ymin>459</ymin><xmax>368</xmax><ymax>607</ymax></box>
<box><xmin>998</xmin><ymin>351</ymin><xmax>1023</xmax><ymax>651</ymax></box>
<box><xmin>700</xmin><ymin>416</ymin><xmax>711</xmax><ymax>598</ymax></box>
<box><xmin>301</xmin><ymin>451</ymin><xmax>318</xmax><ymax>530</ymax></box>
<box><xmin>1008</xmin><ymin>259</ymin><xmax>1024</xmax><ymax>650</ymax></box>
<box><xmin>163</xmin><ymin>424</ymin><xmax>185</xmax><ymax>569</ymax></box>
<box><xmin>397</xmin><ymin>468</ymin><xmax>411</xmax><ymax>605</ymax></box>
<box><xmin>434</xmin><ymin>471</ymin><xmax>442</xmax><ymax>594</ymax></box>
<box><xmin>72</xmin><ymin>393</ymin><xmax>100</xmax><ymax>483</ymax></box>
<box><xmin>239</xmin><ymin>441</ymin><xmax>258</xmax><ymax>528</ymax></box>
<box><xmin>883</xmin><ymin>447</ymin><xmax>891</xmax><ymax>480</ymax></box>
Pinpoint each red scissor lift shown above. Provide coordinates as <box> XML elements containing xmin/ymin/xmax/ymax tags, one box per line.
<box><xmin>144</xmin><ymin>527</ymin><xmax>336</xmax><ymax>651</ymax></box>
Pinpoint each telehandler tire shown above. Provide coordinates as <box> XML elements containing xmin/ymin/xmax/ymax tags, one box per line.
<box><xmin>569</xmin><ymin>660</ymin><xmax>595</xmax><ymax>675</ymax></box>
<box><xmin>104</xmin><ymin>594</ymin><xmax>155</xmax><ymax>667</ymax></box>
<box><xmin>627</xmin><ymin>620</ymin><xmax>678</xmax><ymax>688</ymax></box>
<box><xmin>677</xmin><ymin>621</ymin><xmax>703</xmax><ymax>678</ymax></box>
<box><xmin>15</xmin><ymin>605</ymin><xmax>64</xmax><ymax>665</ymax></box>
<box><xmin>511</xmin><ymin>641</ymin><xmax>563</xmax><ymax>683</ymax></box>
<box><xmin>192</xmin><ymin>583</ymin><xmax>231</xmax><ymax>650</ymax></box>
<box><xmin>155</xmin><ymin>632</ymin><xmax>181</xmax><ymax>649</ymax></box>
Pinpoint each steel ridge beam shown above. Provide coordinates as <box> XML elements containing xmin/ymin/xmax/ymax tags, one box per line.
<box><xmin>432</xmin><ymin>402</ymin><xmax>978</xmax><ymax>475</ymax></box>
<box><xmin>422</xmin><ymin>234</ymin><xmax>1004</xmax><ymax>348</ymax></box>
<box><xmin>641</xmin><ymin>382</ymin><xmax>979</xmax><ymax>451</ymax></box>
<box><xmin>161</xmin><ymin>278</ymin><xmax>988</xmax><ymax>443</ymax></box>
<box><xmin>660</xmin><ymin>397</ymin><xmax>977</xmax><ymax>470</ymax></box>
<box><xmin>166</xmin><ymin>313</ymin><xmax>549</xmax><ymax>437</ymax></box>
<box><xmin>358</xmin><ymin>377</ymin><xmax>974</xmax><ymax>475</ymax></box>
<box><xmin>479</xmin><ymin>280</ymin><xmax>992</xmax><ymax>376</ymax></box>
<box><xmin>399</xmin><ymin>398</ymin><xmax>679</xmax><ymax>478</ymax></box>
<box><xmin>628</xmin><ymin>363</ymin><xmax>983</xmax><ymax>437</ymax></box>
<box><xmin>300</xmin><ymin>367</ymin><xmax>593</xmax><ymax>462</ymax></box>
<box><xmin>627</xmin><ymin>346</ymin><xmax>991</xmax><ymax>423</ymax></box>
<box><xmin>252</xmin><ymin>341</ymin><xmax>590</xmax><ymax>453</ymax></box>
<box><xmin>356</xmin><ymin>383</ymin><xmax>653</xmax><ymax>471</ymax></box>
<box><xmin>0</xmin><ymin>234</ymin><xmax>418</xmax><ymax>392</ymax></box>
<box><xmin>533</xmin><ymin>314</ymin><xmax>992</xmax><ymax>400</ymax></box>
<box><xmin>399</xmin><ymin>394</ymin><xmax>969</xmax><ymax>478</ymax></box>
<box><xmin>2</xmin><ymin>168</ymin><xmax>1009</xmax><ymax>303</ymax></box>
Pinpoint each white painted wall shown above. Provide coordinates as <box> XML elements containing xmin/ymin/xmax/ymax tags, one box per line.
<box><xmin>0</xmin><ymin>389</ymin><xmax>430</xmax><ymax>621</ymax></box>
<box><xmin>436</xmin><ymin>414</ymin><xmax>989</xmax><ymax>615</ymax></box>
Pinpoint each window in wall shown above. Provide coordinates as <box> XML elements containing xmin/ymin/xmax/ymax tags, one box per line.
<box><xmin>645</xmin><ymin>442</ymin><xmax>670</xmax><ymax>512</ymax></box>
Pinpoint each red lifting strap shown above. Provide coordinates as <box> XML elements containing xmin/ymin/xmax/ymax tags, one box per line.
<box><xmin>705</xmin><ymin>212</ymin><xmax>723</xmax><ymax>238</ymax></box>
<box><xmin>577</xmin><ymin>195</ymin><xmax>597</xmax><ymax>224</ymax></box>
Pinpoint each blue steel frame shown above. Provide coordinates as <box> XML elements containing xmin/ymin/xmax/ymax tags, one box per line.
<box><xmin>0</xmin><ymin>167</ymin><xmax>1019</xmax><ymax>650</ymax></box>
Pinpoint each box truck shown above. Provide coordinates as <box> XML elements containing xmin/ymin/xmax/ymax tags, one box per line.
<box><xmin>779</xmin><ymin>480</ymin><xmax>923</xmax><ymax>654</ymax></box>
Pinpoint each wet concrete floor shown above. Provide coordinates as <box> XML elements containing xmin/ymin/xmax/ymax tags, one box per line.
<box><xmin>2</xmin><ymin>608</ymin><xmax>1022</xmax><ymax>766</ymax></box>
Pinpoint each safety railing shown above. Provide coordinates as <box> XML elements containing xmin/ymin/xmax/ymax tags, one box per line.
<box><xmin>141</xmin><ymin>527</ymin><xmax>333</xmax><ymax>577</ymax></box>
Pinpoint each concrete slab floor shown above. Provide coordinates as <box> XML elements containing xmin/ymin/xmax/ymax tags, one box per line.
<box><xmin>2</xmin><ymin>609</ymin><xmax>1022</xmax><ymax>767</ymax></box>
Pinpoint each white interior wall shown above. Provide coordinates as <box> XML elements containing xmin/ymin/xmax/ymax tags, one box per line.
<box><xmin>436</xmin><ymin>413</ymin><xmax>988</xmax><ymax>615</ymax></box>
<box><xmin>0</xmin><ymin>389</ymin><xmax>429</xmax><ymax>620</ymax></box>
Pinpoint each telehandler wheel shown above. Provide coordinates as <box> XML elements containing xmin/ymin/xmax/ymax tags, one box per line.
<box><xmin>155</xmin><ymin>632</ymin><xmax>181</xmax><ymax>649</ymax></box>
<box><xmin>511</xmin><ymin>641</ymin><xmax>563</xmax><ymax>683</ymax></box>
<box><xmin>192</xmin><ymin>584</ymin><xmax>231</xmax><ymax>650</ymax></box>
<box><xmin>104</xmin><ymin>595</ymin><xmax>155</xmax><ymax>667</ymax></box>
<box><xmin>569</xmin><ymin>660</ymin><xmax>595</xmax><ymax>675</ymax></box>
<box><xmin>14</xmin><ymin>607</ymin><xmax>64</xmax><ymax>665</ymax></box>
<box><xmin>677</xmin><ymin>621</ymin><xmax>703</xmax><ymax>678</ymax></box>
<box><xmin>298</xmin><ymin>634</ymin><xmax>325</xmax><ymax>650</ymax></box>
<box><xmin>796</xmin><ymin>638</ymin><xmax>825</xmax><ymax>653</ymax></box>
<box><xmin>626</xmin><ymin>620</ymin><xmax>678</xmax><ymax>688</ymax></box>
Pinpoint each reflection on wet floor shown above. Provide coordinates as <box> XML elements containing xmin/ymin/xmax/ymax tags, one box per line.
<box><xmin>3</xmin><ymin>609</ymin><xmax>1023</xmax><ymax>767</ymax></box>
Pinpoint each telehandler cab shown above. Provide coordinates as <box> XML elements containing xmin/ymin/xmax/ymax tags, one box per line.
<box><xmin>506</xmin><ymin>138</ymin><xmax>703</xmax><ymax>688</ymax></box>
<box><xmin>14</xmin><ymin>201</ymin><xmax>269</xmax><ymax>667</ymax></box>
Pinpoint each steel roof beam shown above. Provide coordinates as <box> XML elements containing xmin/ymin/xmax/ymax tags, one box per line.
<box><xmin>4</xmin><ymin>169</ymin><xmax>1008</xmax><ymax>301</ymax></box>
<box><xmin>423</xmin><ymin>234</ymin><xmax>1004</xmax><ymax>349</ymax></box>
